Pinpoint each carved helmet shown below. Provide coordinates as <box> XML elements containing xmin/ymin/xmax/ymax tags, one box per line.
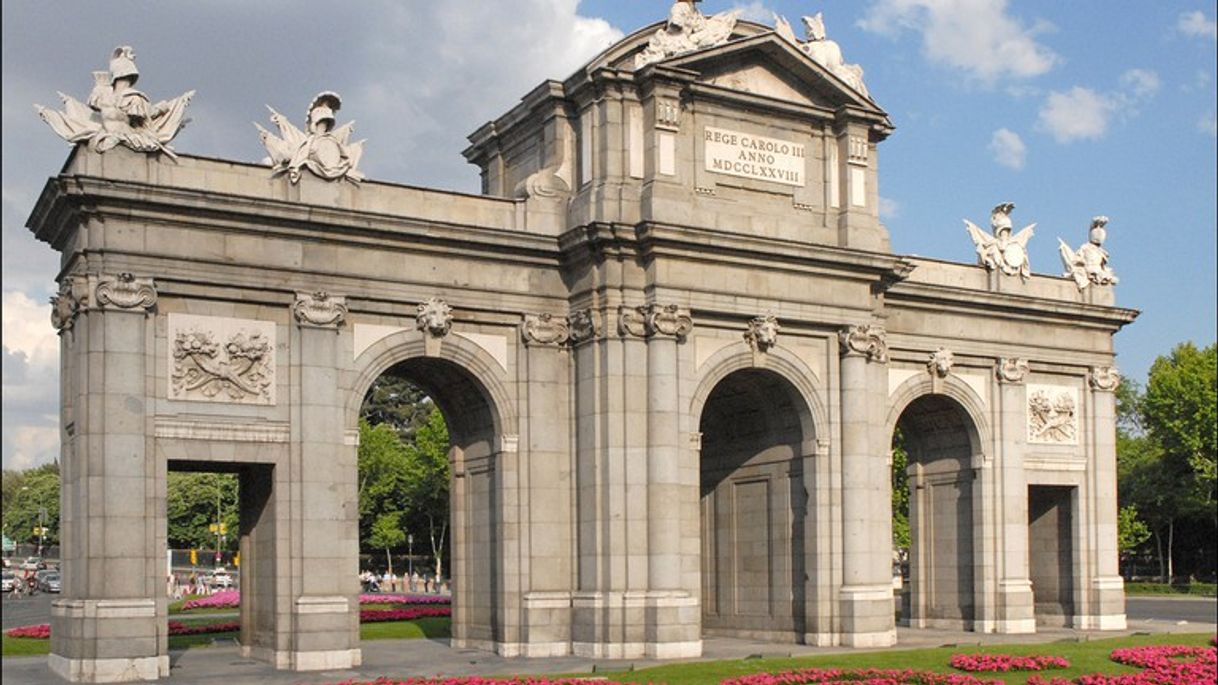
<box><xmin>1089</xmin><ymin>216</ymin><xmax>1109</xmax><ymax>244</ymax></box>
<box><xmin>990</xmin><ymin>202</ymin><xmax>1015</xmax><ymax>235</ymax></box>
<box><xmin>307</xmin><ymin>92</ymin><xmax>342</xmax><ymax>132</ymax></box>
<box><xmin>108</xmin><ymin>46</ymin><xmax>139</xmax><ymax>85</ymax></box>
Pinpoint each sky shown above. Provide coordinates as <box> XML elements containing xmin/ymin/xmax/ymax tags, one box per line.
<box><xmin>2</xmin><ymin>1</ymin><xmax>1215</xmax><ymax>470</ymax></box>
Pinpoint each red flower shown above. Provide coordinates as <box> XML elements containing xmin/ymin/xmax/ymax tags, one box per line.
<box><xmin>949</xmin><ymin>653</ymin><xmax>1069</xmax><ymax>672</ymax></box>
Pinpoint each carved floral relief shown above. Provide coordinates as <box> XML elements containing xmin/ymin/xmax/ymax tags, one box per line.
<box><xmin>1026</xmin><ymin>385</ymin><xmax>1079</xmax><ymax>444</ymax></box>
<box><xmin>168</xmin><ymin>314</ymin><xmax>276</xmax><ymax>405</ymax></box>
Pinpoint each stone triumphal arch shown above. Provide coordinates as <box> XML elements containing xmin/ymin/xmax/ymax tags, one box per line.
<box><xmin>29</xmin><ymin>5</ymin><xmax>1136</xmax><ymax>681</ymax></box>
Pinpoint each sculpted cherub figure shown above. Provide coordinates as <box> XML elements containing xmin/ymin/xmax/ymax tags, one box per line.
<box><xmin>35</xmin><ymin>46</ymin><xmax>194</xmax><ymax>158</ymax></box>
<box><xmin>774</xmin><ymin>12</ymin><xmax>870</xmax><ymax>97</ymax></box>
<box><xmin>257</xmin><ymin>92</ymin><xmax>365</xmax><ymax>184</ymax></box>
<box><xmin>1059</xmin><ymin>216</ymin><xmax>1118</xmax><ymax>290</ymax></box>
<box><xmin>965</xmin><ymin>202</ymin><xmax>1036</xmax><ymax>281</ymax></box>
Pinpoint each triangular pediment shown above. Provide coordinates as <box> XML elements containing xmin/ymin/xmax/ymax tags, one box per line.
<box><xmin>659</xmin><ymin>33</ymin><xmax>885</xmax><ymax>116</ymax></box>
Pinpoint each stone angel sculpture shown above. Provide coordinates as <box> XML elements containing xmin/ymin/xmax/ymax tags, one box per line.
<box><xmin>1058</xmin><ymin>216</ymin><xmax>1118</xmax><ymax>290</ymax></box>
<box><xmin>635</xmin><ymin>1</ymin><xmax>740</xmax><ymax>69</ymax></box>
<box><xmin>964</xmin><ymin>202</ymin><xmax>1035</xmax><ymax>281</ymax></box>
<box><xmin>256</xmin><ymin>92</ymin><xmax>364</xmax><ymax>184</ymax></box>
<box><xmin>774</xmin><ymin>12</ymin><xmax>870</xmax><ymax>98</ymax></box>
<box><xmin>35</xmin><ymin>46</ymin><xmax>194</xmax><ymax>159</ymax></box>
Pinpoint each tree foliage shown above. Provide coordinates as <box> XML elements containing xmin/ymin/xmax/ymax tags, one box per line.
<box><xmin>166</xmin><ymin>472</ymin><xmax>239</xmax><ymax>551</ymax></box>
<box><xmin>1</xmin><ymin>463</ymin><xmax>60</xmax><ymax>547</ymax></box>
<box><xmin>891</xmin><ymin>428</ymin><xmax>910</xmax><ymax>556</ymax></box>
<box><xmin>1142</xmin><ymin>342</ymin><xmax>1217</xmax><ymax>511</ymax></box>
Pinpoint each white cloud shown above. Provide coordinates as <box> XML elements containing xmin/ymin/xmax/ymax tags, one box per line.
<box><xmin>858</xmin><ymin>0</ymin><xmax>1058</xmax><ymax>83</ymax></box>
<box><xmin>2</xmin><ymin>290</ymin><xmax>60</xmax><ymax>469</ymax></box>
<box><xmin>1119</xmin><ymin>69</ymin><xmax>1160</xmax><ymax>99</ymax></box>
<box><xmin>1201</xmin><ymin>111</ymin><xmax>1218</xmax><ymax>138</ymax></box>
<box><xmin>4</xmin><ymin>424</ymin><xmax>59</xmax><ymax>471</ymax></box>
<box><xmin>878</xmin><ymin>195</ymin><xmax>900</xmax><ymax>219</ymax></box>
<box><xmin>730</xmin><ymin>2</ymin><xmax>773</xmax><ymax>23</ymax></box>
<box><xmin>1036</xmin><ymin>87</ymin><xmax>1116</xmax><ymax>143</ymax></box>
<box><xmin>988</xmin><ymin>128</ymin><xmax>1026</xmax><ymax>169</ymax></box>
<box><xmin>1177</xmin><ymin>11</ymin><xmax>1217</xmax><ymax>40</ymax></box>
<box><xmin>2</xmin><ymin>290</ymin><xmax>58</xmax><ymax>369</ymax></box>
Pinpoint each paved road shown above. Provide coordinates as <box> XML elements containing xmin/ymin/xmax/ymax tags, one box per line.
<box><xmin>1126</xmin><ymin>595</ymin><xmax>1217</xmax><ymax>624</ymax></box>
<box><xmin>1</xmin><ymin>593</ymin><xmax>54</xmax><ymax>630</ymax></box>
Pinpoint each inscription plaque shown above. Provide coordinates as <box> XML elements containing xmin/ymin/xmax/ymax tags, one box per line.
<box><xmin>703</xmin><ymin>126</ymin><xmax>805</xmax><ymax>186</ymax></box>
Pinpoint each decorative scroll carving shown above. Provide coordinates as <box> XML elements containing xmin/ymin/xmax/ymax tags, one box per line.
<box><xmin>416</xmin><ymin>298</ymin><xmax>453</xmax><ymax>338</ymax></box>
<box><xmin>1027</xmin><ymin>386</ymin><xmax>1078</xmax><ymax>444</ymax></box>
<box><xmin>1058</xmin><ymin>216</ymin><xmax>1118</xmax><ymax>290</ymax></box>
<box><xmin>95</xmin><ymin>272</ymin><xmax>156</xmax><ymax>311</ymax></box>
<box><xmin>634</xmin><ymin>1</ymin><xmax>740</xmax><ymax>69</ymax></box>
<box><xmin>645</xmin><ymin>303</ymin><xmax>693</xmax><ymax>339</ymax></box>
<box><xmin>169</xmin><ymin>314</ymin><xmax>275</xmax><ymax>405</ymax></box>
<box><xmin>927</xmin><ymin>347</ymin><xmax>954</xmax><ymax>378</ymax></box>
<box><xmin>50</xmin><ymin>281</ymin><xmax>81</xmax><ymax>332</ymax></box>
<box><xmin>521</xmin><ymin>313</ymin><xmax>570</xmax><ymax>347</ymax></box>
<box><xmin>257</xmin><ymin>92</ymin><xmax>365</xmax><ymax>184</ymax></box>
<box><xmin>35</xmin><ymin>46</ymin><xmax>194</xmax><ymax>158</ymax></box>
<box><xmin>996</xmin><ymin>357</ymin><xmax>1029</xmax><ymax>384</ymax></box>
<box><xmin>618</xmin><ymin>305</ymin><xmax>648</xmax><ymax>338</ymax></box>
<box><xmin>774</xmin><ymin>12</ymin><xmax>870</xmax><ymax>98</ymax></box>
<box><xmin>838</xmin><ymin>324</ymin><xmax>887</xmax><ymax>363</ymax></box>
<box><xmin>567</xmin><ymin>309</ymin><xmax>600</xmax><ymax>344</ymax></box>
<box><xmin>964</xmin><ymin>202</ymin><xmax>1035</xmax><ymax>281</ymax></box>
<box><xmin>744</xmin><ymin>314</ymin><xmax>779</xmax><ymax>352</ymax></box>
<box><xmin>1089</xmin><ymin>366</ymin><xmax>1121</xmax><ymax>392</ymax></box>
<box><xmin>292</xmin><ymin>291</ymin><xmax>347</xmax><ymax>329</ymax></box>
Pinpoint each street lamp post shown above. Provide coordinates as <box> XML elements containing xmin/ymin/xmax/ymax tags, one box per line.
<box><xmin>407</xmin><ymin>533</ymin><xmax>414</xmax><ymax>590</ymax></box>
<box><xmin>20</xmin><ymin>486</ymin><xmax>46</xmax><ymax>558</ymax></box>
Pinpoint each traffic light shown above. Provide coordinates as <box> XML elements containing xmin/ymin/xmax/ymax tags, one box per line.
<box><xmin>233</xmin><ymin>551</ymin><xmax>240</xmax><ymax>567</ymax></box>
<box><xmin>190</xmin><ymin>549</ymin><xmax>197</xmax><ymax>565</ymax></box>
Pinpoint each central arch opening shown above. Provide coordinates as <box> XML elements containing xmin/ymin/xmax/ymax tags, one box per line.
<box><xmin>358</xmin><ymin>355</ymin><xmax>500</xmax><ymax>647</ymax></box>
<box><xmin>698</xmin><ymin>368</ymin><xmax>812</xmax><ymax>642</ymax></box>
<box><xmin>893</xmin><ymin>394</ymin><xmax>979</xmax><ymax>630</ymax></box>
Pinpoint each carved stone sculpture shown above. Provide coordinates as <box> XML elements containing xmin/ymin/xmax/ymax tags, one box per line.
<box><xmin>618</xmin><ymin>305</ymin><xmax>648</xmax><ymax>338</ymax></box>
<box><xmin>635</xmin><ymin>1</ymin><xmax>740</xmax><ymax>69</ymax></box>
<box><xmin>416</xmin><ymin>298</ymin><xmax>453</xmax><ymax>338</ymax></box>
<box><xmin>568</xmin><ymin>309</ymin><xmax>599</xmax><ymax>343</ymax></box>
<box><xmin>257</xmin><ymin>92</ymin><xmax>365</xmax><ymax>184</ymax></box>
<box><xmin>965</xmin><ymin>202</ymin><xmax>1035</xmax><ymax>281</ymax></box>
<box><xmin>774</xmin><ymin>13</ymin><xmax>869</xmax><ymax>97</ymax></box>
<box><xmin>1059</xmin><ymin>216</ymin><xmax>1118</xmax><ymax>290</ymax></box>
<box><xmin>839</xmin><ymin>324</ymin><xmax>888</xmax><ymax>363</ymax></box>
<box><xmin>995</xmin><ymin>357</ymin><xmax>1030</xmax><ymax>384</ymax></box>
<box><xmin>927</xmin><ymin>347</ymin><xmax>954</xmax><ymax>378</ymax></box>
<box><xmin>521</xmin><ymin>313</ymin><xmax>570</xmax><ymax>346</ymax></box>
<box><xmin>172</xmin><ymin>329</ymin><xmax>273</xmax><ymax>402</ymax></box>
<box><xmin>1027</xmin><ymin>387</ymin><xmax>1078</xmax><ymax>444</ymax></box>
<box><xmin>50</xmin><ymin>282</ymin><xmax>81</xmax><ymax>332</ymax></box>
<box><xmin>95</xmin><ymin>272</ymin><xmax>157</xmax><ymax>311</ymax></box>
<box><xmin>646</xmin><ymin>303</ymin><xmax>693</xmax><ymax>338</ymax></box>
<box><xmin>744</xmin><ymin>314</ymin><xmax>779</xmax><ymax>352</ymax></box>
<box><xmin>1089</xmin><ymin>366</ymin><xmax>1121</xmax><ymax>392</ymax></box>
<box><xmin>292</xmin><ymin>291</ymin><xmax>347</xmax><ymax>328</ymax></box>
<box><xmin>35</xmin><ymin>46</ymin><xmax>194</xmax><ymax>158</ymax></box>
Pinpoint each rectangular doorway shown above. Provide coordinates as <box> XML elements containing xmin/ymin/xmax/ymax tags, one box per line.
<box><xmin>1027</xmin><ymin>485</ymin><xmax>1075</xmax><ymax>626</ymax></box>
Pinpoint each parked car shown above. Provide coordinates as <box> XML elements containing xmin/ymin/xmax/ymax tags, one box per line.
<box><xmin>1</xmin><ymin>571</ymin><xmax>15</xmax><ymax>592</ymax></box>
<box><xmin>38</xmin><ymin>572</ymin><xmax>61</xmax><ymax>593</ymax></box>
<box><xmin>21</xmin><ymin>557</ymin><xmax>42</xmax><ymax>571</ymax></box>
<box><xmin>209</xmin><ymin>568</ymin><xmax>234</xmax><ymax>589</ymax></box>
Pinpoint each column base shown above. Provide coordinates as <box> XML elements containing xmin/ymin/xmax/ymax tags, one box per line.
<box><xmin>838</xmin><ymin>584</ymin><xmax>896</xmax><ymax>646</ymax></box>
<box><xmin>48</xmin><ymin>654</ymin><xmax>169</xmax><ymax>683</ymax></box>
<box><xmin>242</xmin><ymin>645</ymin><xmax>362</xmax><ymax>670</ymax></box>
<box><xmin>996</xmin><ymin>579</ymin><xmax>1036</xmax><ymax>634</ymax></box>
<box><xmin>570</xmin><ymin>590</ymin><xmax>702</xmax><ymax>659</ymax></box>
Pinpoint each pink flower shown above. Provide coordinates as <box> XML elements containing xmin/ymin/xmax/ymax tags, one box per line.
<box><xmin>5</xmin><ymin>623</ymin><xmax>51</xmax><ymax>639</ymax></box>
<box><xmin>950</xmin><ymin>653</ymin><xmax>1069</xmax><ymax>672</ymax></box>
<box><xmin>720</xmin><ymin>668</ymin><xmax>1003</xmax><ymax>684</ymax></box>
<box><xmin>359</xmin><ymin>606</ymin><xmax>452</xmax><ymax>623</ymax></box>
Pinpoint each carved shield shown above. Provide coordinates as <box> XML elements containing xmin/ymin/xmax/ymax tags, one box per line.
<box><xmin>1002</xmin><ymin>242</ymin><xmax>1026</xmax><ymax>269</ymax></box>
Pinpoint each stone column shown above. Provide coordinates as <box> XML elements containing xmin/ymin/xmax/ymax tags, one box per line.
<box><xmin>836</xmin><ymin>325</ymin><xmax>896</xmax><ymax>646</ymax></box>
<box><xmin>1085</xmin><ymin>366</ymin><xmax>1126</xmax><ymax>629</ymax></box>
<box><xmin>281</xmin><ymin>292</ymin><xmax>361</xmax><ymax>670</ymax></box>
<box><xmin>50</xmin><ymin>273</ymin><xmax>167</xmax><ymax>683</ymax></box>
<box><xmin>994</xmin><ymin>358</ymin><xmax>1035</xmax><ymax>632</ymax></box>
<box><xmin>643</xmin><ymin>304</ymin><xmax>700</xmax><ymax>658</ymax></box>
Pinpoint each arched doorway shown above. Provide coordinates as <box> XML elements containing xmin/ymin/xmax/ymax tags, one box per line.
<box><xmin>352</xmin><ymin>348</ymin><xmax>507</xmax><ymax>650</ymax></box>
<box><xmin>698</xmin><ymin>368</ymin><xmax>814</xmax><ymax>641</ymax></box>
<box><xmin>894</xmin><ymin>394</ymin><xmax>981</xmax><ymax>630</ymax></box>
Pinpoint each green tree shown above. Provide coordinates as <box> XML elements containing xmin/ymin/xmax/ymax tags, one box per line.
<box><xmin>357</xmin><ymin>419</ymin><xmax>413</xmax><ymax>551</ymax></box>
<box><xmin>368</xmin><ymin>511</ymin><xmax>406</xmax><ymax>579</ymax></box>
<box><xmin>166</xmin><ymin>472</ymin><xmax>239</xmax><ymax>552</ymax></box>
<box><xmin>1</xmin><ymin>463</ymin><xmax>60</xmax><ymax>549</ymax></box>
<box><xmin>891</xmin><ymin>428</ymin><xmax>910</xmax><ymax>559</ymax></box>
<box><xmin>361</xmin><ymin>374</ymin><xmax>432</xmax><ymax>442</ymax></box>
<box><xmin>402</xmin><ymin>406</ymin><xmax>451</xmax><ymax>578</ymax></box>
<box><xmin>1143</xmin><ymin>342</ymin><xmax>1217</xmax><ymax>511</ymax></box>
<box><xmin>1118</xmin><ymin>505</ymin><xmax>1151</xmax><ymax>554</ymax></box>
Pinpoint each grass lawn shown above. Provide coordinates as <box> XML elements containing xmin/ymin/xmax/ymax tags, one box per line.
<box><xmin>1</xmin><ymin>635</ymin><xmax>50</xmax><ymax>656</ymax></box>
<box><xmin>168</xmin><ymin>631</ymin><xmax>240</xmax><ymax>650</ymax></box>
<box><xmin>596</xmin><ymin>633</ymin><xmax>1215</xmax><ymax>685</ymax></box>
<box><xmin>1124</xmin><ymin>581</ymin><xmax>1217</xmax><ymax>597</ymax></box>
<box><xmin>361</xmin><ymin>617</ymin><xmax>451</xmax><ymax>640</ymax></box>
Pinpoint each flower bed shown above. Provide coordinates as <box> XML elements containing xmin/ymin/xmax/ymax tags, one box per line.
<box><xmin>721</xmin><ymin>668</ymin><xmax>1002</xmax><ymax>684</ymax></box>
<box><xmin>5</xmin><ymin>624</ymin><xmax>50</xmax><ymax>639</ymax></box>
<box><xmin>1027</xmin><ymin>644</ymin><xmax>1216</xmax><ymax>685</ymax></box>
<box><xmin>949</xmin><ymin>653</ymin><xmax>1069</xmax><ymax>672</ymax></box>
<box><xmin>359</xmin><ymin>606</ymin><xmax>451</xmax><ymax>623</ymax></box>
<box><xmin>179</xmin><ymin>591</ymin><xmax>451</xmax><ymax>611</ymax></box>
<box><xmin>5</xmin><ymin>622</ymin><xmax>241</xmax><ymax>639</ymax></box>
<box><xmin>322</xmin><ymin>679</ymin><xmax>644</xmax><ymax>685</ymax></box>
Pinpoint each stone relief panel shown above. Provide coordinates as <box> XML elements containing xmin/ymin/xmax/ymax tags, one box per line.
<box><xmin>1026</xmin><ymin>384</ymin><xmax>1079</xmax><ymax>445</ymax></box>
<box><xmin>292</xmin><ymin>291</ymin><xmax>347</xmax><ymax>328</ymax></box>
<box><xmin>168</xmin><ymin>313</ymin><xmax>276</xmax><ymax>405</ymax></box>
<box><xmin>521</xmin><ymin>313</ymin><xmax>570</xmax><ymax>347</ymax></box>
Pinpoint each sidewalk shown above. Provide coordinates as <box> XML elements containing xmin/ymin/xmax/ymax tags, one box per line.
<box><xmin>4</xmin><ymin>618</ymin><xmax>1214</xmax><ymax>684</ymax></box>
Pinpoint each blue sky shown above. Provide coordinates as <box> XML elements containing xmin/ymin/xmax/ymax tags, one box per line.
<box><xmin>2</xmin><ymin>1</ymin><xmax>1215</xmax><ymax>469</ymax></box>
